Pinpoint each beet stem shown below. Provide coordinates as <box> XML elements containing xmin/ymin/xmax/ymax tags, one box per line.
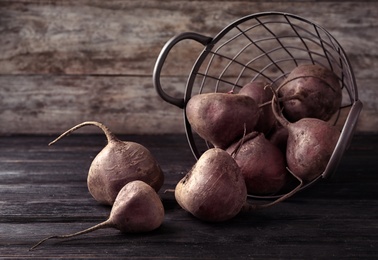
<box><xmin>48</xmin><ymin>121</ymin><xmax>118</xmax><ymax>146</ymax></box>
<box><xmin>229</xmin><ymin>123</ymin><xmax>263</xmax><ymax>159</ymax></box>
<box><xmin>230</xmin><ymin>131</ymin><xmax>259</xmax><ymax>159</ymax></box>
<box><xmin>270</xmin><ymin>90</ymin><xmax>290</xmax><ymax>128</ymax></box>
<box><xmin>242</xmin><ymin>169</ymin><xmax>303</xmax><ymax>211</ymax></box>
<box><xmin>29</xmin><ymin>220</ymin><xmax>113</xmax><ymax>251</ymax></box>
<box><xmin>258</xmin><ymin>93</ymin><xmax>303</xmax><ymax>109</ymax></box>
<box><xmin>230</xmin><ymin>123</ymin><xmax>247</xmax><ymax>158</ymax></box>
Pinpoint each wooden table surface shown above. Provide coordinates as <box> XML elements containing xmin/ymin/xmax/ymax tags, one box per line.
<box><xmin>1</xmin><ymin>134</ymin><xmax>377</xmax><ymax>259</ymax></box>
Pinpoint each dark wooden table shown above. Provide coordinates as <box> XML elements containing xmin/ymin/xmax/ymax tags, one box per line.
<box><xmin>1</xmin><ymin>134</ymin><xmax>377</xmax><ymax>259</ymax></box>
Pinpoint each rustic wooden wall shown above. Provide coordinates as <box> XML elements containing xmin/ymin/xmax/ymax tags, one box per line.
<box><xmin>0</xmin><ymin>0</ymin><xmax>377</xmax><ymax>135</ymax></box>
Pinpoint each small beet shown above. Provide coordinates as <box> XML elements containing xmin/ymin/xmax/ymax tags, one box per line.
<box><xmin>271</xmin><ymin>90</ymin><xmax>341</xmax><ymax>183</ymax></box>
<box><xmin>226</xmin><ymin>132</ymin><xmax>289</xmax><ymax>196</ymax></box>
<box><xmin>30</xmin><ymin>180</ymin><xmax>165</xmax><ymax>250</ymax></box>
<box><xmin>238</xmin><ymin>81</ymin><xmax>276</xmax><ymax>134</ymax></box>
<box><xmin>49</xmin><ymin>121</ymin><xmax>164</xmax><ymax>205</ymax></box>
<box><xmin>278</xmin><ymin>64</ymin><xmax>342</xmax><ymax>122</ymax></box>
<box><xmin>185</xmin><ymin>92</ymin><xmax>259</xmax><ymax>149</ymax></box>
<box><xmin>175</xmin><ymin>148</ymin><xmax>247</xmax><ymax>222</ymax></box>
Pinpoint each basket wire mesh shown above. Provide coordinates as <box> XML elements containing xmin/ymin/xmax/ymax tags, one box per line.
<box><xmin>153</xmin><ymin>12</ymin><xmax>362</xmax><ymax>194</ymax></box>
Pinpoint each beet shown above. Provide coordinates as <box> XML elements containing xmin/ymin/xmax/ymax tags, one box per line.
<box><xmin>278</xmin><ymin>64</ymin><xmax>342</xmax><ymax>122</ymax></box>
<box><xmin>185</xmin><ymin>92</ymin><xmax>259</xmax><ymax>149</ymax></box>
<box><xmin>238</xmin><ymin>81</ymin><xmax>276</xmax><ymax>134</ymax></box>
<box><xmin>30</xmin><ymin>180</ymin><xmax>165</xmax><ymax>250</ymax></box>
<box><xmin>226</xmin><ymin>132</ymin><xmax>289</xmax><ymax>195</ymax></box>
<box><xmin>271</xmin><ymin>91</ymin><xmax>341</xmax><ymax>183</ymax></box>
<box><xmin>49</xmin><ymin>121</ymin><xmax>164</xmax><ymax>205</ymax></box>
<box><xmin>174</xmin><ymin>148</ymin><xmax>247</xmax><ymax>222</ymax></box>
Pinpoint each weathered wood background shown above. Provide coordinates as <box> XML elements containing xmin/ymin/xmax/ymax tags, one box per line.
<box><xmin>0</xmin><ymin>0</ymin><xmax>377</xmax><ymax>135</ymax></box>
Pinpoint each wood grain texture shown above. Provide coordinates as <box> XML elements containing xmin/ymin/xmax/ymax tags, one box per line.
<box><xmin>0</xmin><ymin>1</ymin><xmax>377</xmax><ymax>134</ymax></box>
<box><xmin>0</xmin><ymin>75</ymin><xmax>185</xmax><ymax>134</ymax></box>
<box><xmin>1</xmin><ymin>1</ymin><xmax>377</xmax><ymax>76</ymax></box>
<box><xmin>0</xmin><ymin>134</ymin><xmax>377</xmax><ymax>258</ymax></box>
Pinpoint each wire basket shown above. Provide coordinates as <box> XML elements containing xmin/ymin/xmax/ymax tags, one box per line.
<box><xmin>153</xmin><ymin>12</ymin><xmax>362</xmax><ymax>189</ymax></box>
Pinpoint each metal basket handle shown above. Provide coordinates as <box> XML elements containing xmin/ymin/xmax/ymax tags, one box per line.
<box><xmin>322</xmin><ymin>99</ymin><xmax>363</xmax><ymax>179</ymax></box>
<box><xmin>153</xmin><ymin>32</ymin><xmax>213</xmax><ymax>108</ymax></box>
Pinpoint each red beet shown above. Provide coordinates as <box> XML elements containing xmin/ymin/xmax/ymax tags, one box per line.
<box><xmin>185</xmin><ymin>92</ymin><xmax>260</xmax><ymax>149</ymax></box>
<box><xmin>238</xmin><ymin>81</ymin><xmax>276</xmax><ymax>134</ymax></box>
<box><xmin>278</xmin><ymin>64</ymin><xmax>342</xmax><ymax>122</ymax></box>
<box><xmin>226</xmin><ymin>132</ymin><xmax>289</xmax><ymax>195</ymax></box>
<box><xmin>30</xmin><ymin>180</ymin><xmax>165</xmax><ymax>250</ymax></box>
<box><xmin>271</xmin><ymin>92</ymin><xmax>341</xmax><ymax>183</ymax></box>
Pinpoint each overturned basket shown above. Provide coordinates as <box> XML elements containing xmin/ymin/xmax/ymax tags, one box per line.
<box><xmin>153</xmin><ymin>12</ymin><xmax>362</xmax><ymax>190</ymax></box>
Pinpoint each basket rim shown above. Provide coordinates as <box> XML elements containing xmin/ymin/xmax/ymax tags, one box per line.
<box><xmin>193</xmin><ymin>11</ymin><xmax>359</xmax><ymax>101</ymax></box>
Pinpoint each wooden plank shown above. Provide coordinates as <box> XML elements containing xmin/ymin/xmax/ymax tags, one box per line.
<box><xmin>0</xmin><ymin>75</ymin><xmax>186</xmax><ymax>135</ymax></box>
<box><xmin>0</xmin><ymin>134</ymin><xmax>377</xmax><ymax>258</ymax></box>
<box><xmin>0</xmin><ymin>1</ymin><xmax>376</xmax><ymax>77</ymax></box>
<box><xmin>0</xmin><ymin>1</ymin><xmax>377</xmax><ymax>134</ymax></box>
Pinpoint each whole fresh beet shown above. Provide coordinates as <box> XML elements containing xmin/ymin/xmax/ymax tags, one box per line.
<box><xmin>30</xmin><ymin>180</ymin><xmax>165</xmax><ymax>250</ymax></box>
<box><xmin>239</xmin><ymin>81</ymin><xmax>276</xmax><ymax>134</ymax></box>
<box><xmin>49</xmin><ymin>121</ymin><xmax>164</xmax><ymax>205</ymax></box>
<box><xmin>271</xmin><ymin>92</ymin><xmax>341</xmax><ymax>183</ymax></box>
<box><xmin>186</xmin><ymin>92</ymin><xmax>259</xmax><ymax>149</ymax></box>
<box><xmin>175</xmin><ymin>148</ymin><xmax>247</xmax><ymax>222</ymax></box>
<box><xmin>278</xmin><ymin>64</ymin><xmax>342</xmax><ymax>122</ymax></box>
<box><xmin>226</xmin><ymin>132</ymin><xmax>289</xmax><ymax>195</ymax></box>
